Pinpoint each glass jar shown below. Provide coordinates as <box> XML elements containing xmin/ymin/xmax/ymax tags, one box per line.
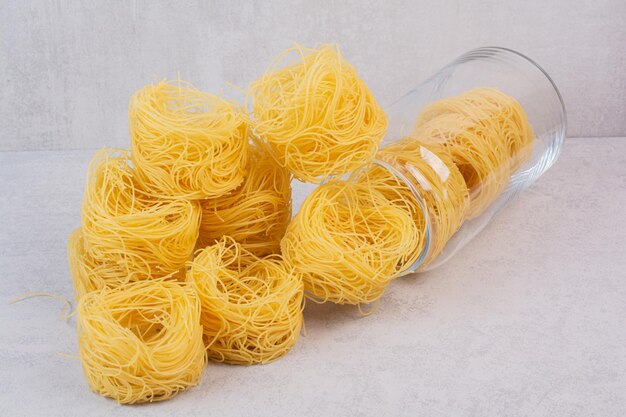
<box><xmin>373</xmin><ymin>47</ymin><xmax>566</xmax><ymax>273</ymax></box>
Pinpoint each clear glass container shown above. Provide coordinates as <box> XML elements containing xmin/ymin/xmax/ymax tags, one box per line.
<box><xmin>376</xmin><ymin>47</ymin><xmax>566</xmax><ymax>273</ymax></box>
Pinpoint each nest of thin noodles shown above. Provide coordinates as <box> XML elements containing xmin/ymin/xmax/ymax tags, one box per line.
<box><xmin>130</xmin><ymin>80</ymin><xmax>249</xmax><ymax>199</ymax></box>
<box><xmin>355</xmin><ymin>139</ymin><xmax>470</xmax><ymax>269</ymax></box>
<box><xmin>76</xmin><ymin>149</ymin><xmax>200</xmax><ymax>299</ymax></box>
<box><xmin>249</xmin><ymin>44</ymin><xmax>387</xmax><ymax>183</ymax></box>
<box><xmin>281</xmin><ymin>181</ymin><xmax>422</xmax><ymax>307</ymax></box>
<box><xmin>188</xmin><ymin>237</ymin><xmax>304</xmax><ymax>365</ymax></box>
<box><xmin>413</xmin><ymin>87</ymin><xmax>534</xmax><ymax>218</ymax></box>
<box><xmin>77</xmin><ymin>280</ymin><xmax>206</xmax><ymax>404</ymax></box>
<box><xmin>198</xmin><ymin>145</ymin><xmax>291</xmax><ymax>257</ymax></box>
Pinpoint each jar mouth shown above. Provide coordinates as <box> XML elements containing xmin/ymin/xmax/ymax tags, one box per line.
<box><xmin>371</xmin><ymin>159</ymin><xmax>431</xmax><ymax>275</ymax></box>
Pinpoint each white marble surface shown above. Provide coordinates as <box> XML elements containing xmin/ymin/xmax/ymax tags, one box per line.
<box><xmin>1</xmin><ymin>137</ymin><xmax>625</xmax><ymax>416</ymax></box>
<box><xmin>1</xmin><ymin>0</ymin><xmax>625</xmax><ymax>152</ymax></box>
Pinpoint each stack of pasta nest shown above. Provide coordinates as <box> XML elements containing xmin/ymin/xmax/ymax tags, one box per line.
<box><xmin>68</xmin><ymin>80</ymin><xmax>300</xmax><ymax>404</ymax></box>
<box><xmin>67</xmin><ymin>44</ymin><xmax>534</xmax><ymax>404</ymax></box>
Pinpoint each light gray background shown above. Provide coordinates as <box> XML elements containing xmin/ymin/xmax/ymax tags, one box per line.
<box><xmin>1</xmin><ymin>0</ymin><xmax>625</xmax><ymax>152</ymax></box>
<box><xmin>1</xmin><ymin>1</ymin><xmax>625</xmax><ymax>417</ymax></box>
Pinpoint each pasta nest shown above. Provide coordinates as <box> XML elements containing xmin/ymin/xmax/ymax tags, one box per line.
<box><xmin>188</xmin><ymin>237</ymin><xmax>304</xmax><ymax>365</ymax></box>
<box><xmin>77</xmin><ymin>280</ymin><xmax>206</xmax><ymax>404</ymax></box>
<box><xmin>413</xmin><ymin>87</ymin><xmax>534</xmax><ymax>218</ymax></box>
<box><xmin>355</xmin><ymin>139</ymin><xmax>469</xmax><ymax>270</ymax></box>
<box><xmin>281</xmin><ymin>180</ymin><xmax>422</xmax><ymax>306</ymax></box>
<box><xmin>130</xmin><ymin>80</ymin><xmax>249</xmax><ymax>199</ymax></box>
<box><xmin>76</xmin><ymin>149</ymin><xmax>200</xmax><ymax>299</ymax></box>
<box><xmin>250</xmin><ymin>44</ymin><xmax>387</xmax><ymax>183</ymax></box>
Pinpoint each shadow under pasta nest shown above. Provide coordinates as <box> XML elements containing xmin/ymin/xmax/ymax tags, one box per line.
<box><xmin>301</xmin><ymin>270</ymin><xmax>434</xmax><ymax>331</ymax></box>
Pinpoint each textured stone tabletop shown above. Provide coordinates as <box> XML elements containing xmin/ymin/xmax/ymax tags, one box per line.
<box><xmin>1</xmin><ymin>137</ymin><xmax>624</xmax><ymax>417</ymax></box>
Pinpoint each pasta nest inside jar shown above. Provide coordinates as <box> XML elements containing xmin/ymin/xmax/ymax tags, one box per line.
<box><xmin>354</xmin><ymin>139</ymin><xmax>470</xmax><ymax>269</ymax></box>
<box><xmin>413</xmin><ymin>87</ymin><xmax>534</xmax><ymax>218</ymax></box>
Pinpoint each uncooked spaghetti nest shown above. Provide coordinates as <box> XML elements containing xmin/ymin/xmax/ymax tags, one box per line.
<box><xmin>355</xmin><ymin>138</ymin><xmax>470</xmax><ymax>269</ymax></box>
<box><xmin>281</xmin><ymin>180</ymin><xmax>422</xmax><ymax>306</ymax></box>
<box><xmin>130</xmin><ymin>79</ymin><xmax>249</xmax><ymax>199</ymax></box>
<box><xmin>249</xmin><ymin>44</ymin><xmax>387</xmax><ymax>183</ymax></box>
<box><xmin>198</xmin><ymin>145</ymin><xmax>292</xmax><ymax>257</ymax></box>
<box><xmin>76</xmin><ymin>149</ymin><xmax>200</xmax><ymax>299</ymax></box>
<box><xmin>413</xmin><ymin>87</ymin><xmax>534</xmax><ymax>217</ymax></box>
<box><xmin>188</xmin><ymin>237</ymin><xmax>304</xmax><ymax>365</ymax></box>
<box><xmin>77</xmin><ymin>280</ymin><xmax>206</xmax><ymax>404</ymax></box>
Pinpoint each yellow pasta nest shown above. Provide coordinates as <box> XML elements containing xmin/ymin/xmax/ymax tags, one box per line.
<box><xmin>77</xmin><ymin>280</ymin><xmax>206</xmax><ymax>404</ymax></box>
<box><xmin>79</xmin><ymin>149</ymin><xmax>200</xmax><ymax>292</ymax></box>
<box><xmin>188</xmin><ymin>237</ymin><xmax>304</xmax><ymax>365</ymax></box>
<box><xmin>249</xmin><ymin>44</ymin><xmax>387</xmax><ymax>183</ymax></box>
<box><xmin>130</xmin><ymin>79</ymin><xmax>249</xmax><ymax>199</ymax></box>
<box><xmin>198</xmin><ymin>145</ymin><xmax>291</xmax><ymax>257</ymax></box>
<box><xmin>413</xmin><ymin>87</ymin><xmax>534</xmax><ymax>218</ymax></box>
<box><xmin>281</xmin><ymin>181</ymin><xmax>422</xmax><ymax>306</ymax></box>
<box><xmin>355</xmin><ymin>139</ymin><xmax>470</xmax><ymax>269</ymax></box>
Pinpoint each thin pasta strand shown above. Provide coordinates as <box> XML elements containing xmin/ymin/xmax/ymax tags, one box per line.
<box><xmin>10</xmin><ymin>292</ymin><xmax>73</xmax><ymax>321</ymax></box>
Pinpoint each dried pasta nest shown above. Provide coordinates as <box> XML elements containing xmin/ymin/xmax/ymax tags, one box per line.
<box><xmin>77</xmin><ymin>280</ymin><xmax>206</xmax><ymax>404</ymax></box>
<box><xmin>188</xmin><ymin>237</ymin><xmax>304</xmax><ymax>364</ymax></box>
<box><xmin>281</xmin><ymin>180</ymin><xmax>422</xmax><ymax>306</ymax></box>
<box><xmin>130</xmin><ymin>79</ymin><xmax>249</xmax><ymax>199</ymax></box>
<box><xmin>355</xmin><ymin>139</ymin><xmax>470</xmax><ymax>269</ymax></box>
<box><xmin>250</xmin><ymin>44</ymin><xmax>387</xmax><ymax>183</ymax></box>
<box><xmin>413</xmin><ymin>87</ymin><xmax>534</xmax><ymax>218</ymax></box>
<box><xmin>76</xmin><ymin>149</ymin><xmax>200</xmax><ymax>299</ymax></box>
